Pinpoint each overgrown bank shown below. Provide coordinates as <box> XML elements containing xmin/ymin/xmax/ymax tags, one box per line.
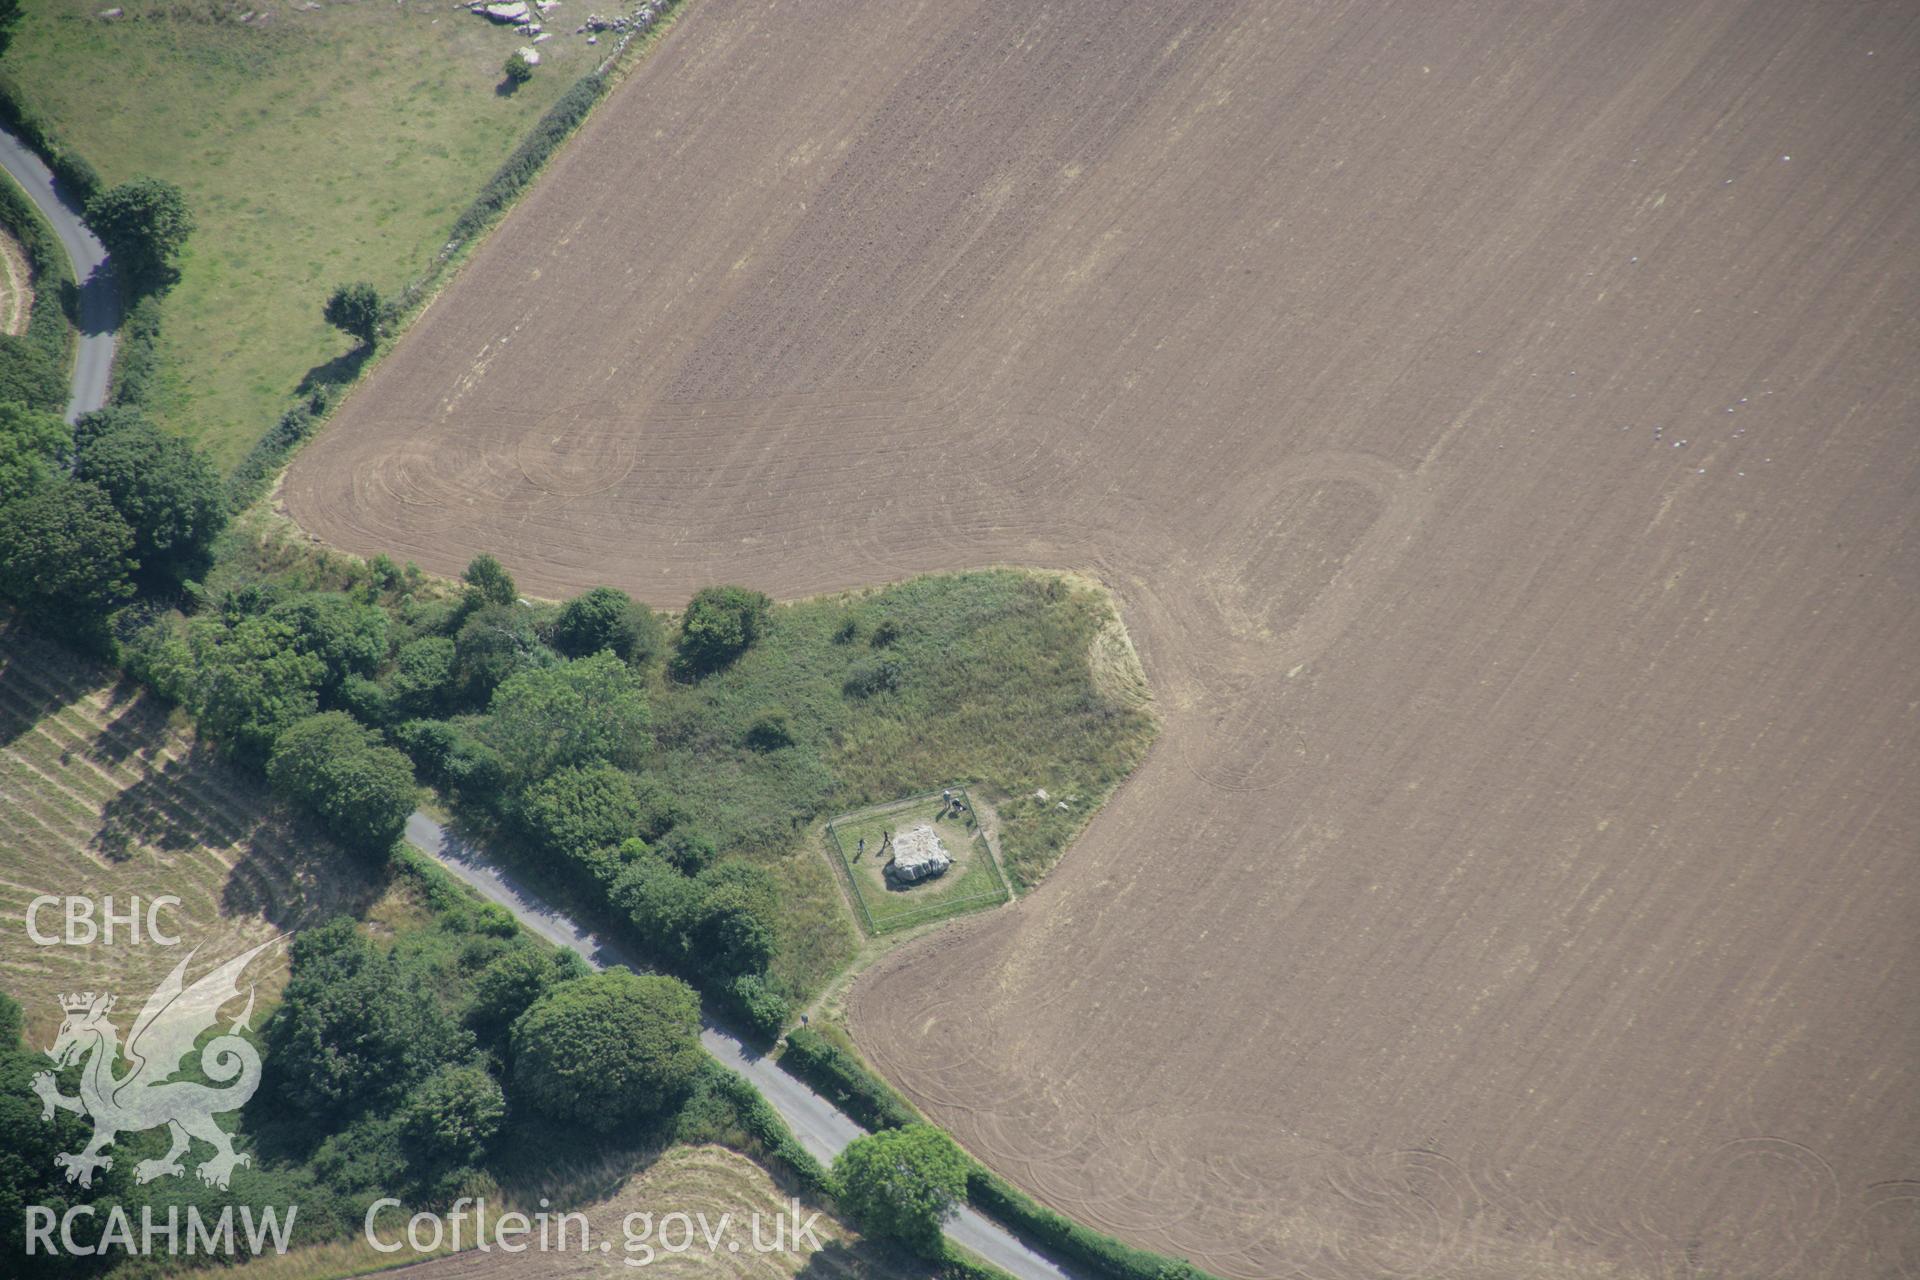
<box><xmin>122</xmin><ymin>525</ymin><xmax>1152</xmax><ymax>1036</ymax></box>
<box><xmin>0</xmin><ymin>168</ymin><xmax>73</xmax><ymax>415</ymax></box>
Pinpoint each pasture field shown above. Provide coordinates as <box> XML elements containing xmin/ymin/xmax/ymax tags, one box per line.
<box><xmin>281</xmin><ymin>0</ymin><xmax>1920</xmax><ymax>1275</ymax></box>
<box><xmin>0</xmin><ymin>0</ymin><xmax>592</xmax><ymax>467</ymax></box>
<box><xmin>0</xmin><ymin>621</ymin><xmax>378</xmax><ymax>1043</ymax></box>
<box><xmin>825</xmin><ymin>790</ymin><xmax>1011</xmax><ymax>935</ymax></box>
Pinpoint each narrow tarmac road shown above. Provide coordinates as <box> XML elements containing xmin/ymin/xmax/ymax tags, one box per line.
<box><xmin>404</xmin><ymin>812</ymin><xmax>1085</xmax><ymax>1280</ymax></box>
<box><xmin>0</xmin><ymin>126</ymin><xmax>118</xmax><ymax>421</ymax></box>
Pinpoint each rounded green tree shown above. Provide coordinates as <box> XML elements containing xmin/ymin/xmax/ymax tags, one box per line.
<box><xmin>831</xmin><ymin>1124</ymin><xmax>970</xmax><ymax>1257</ymax></box>
<box><xmin>70</xmin><ymin>408</ymin><xmax>227</xmax><ymax>586</ymax></box>
<box><xmin>509</xmin><ymin>969</ymin><xmax>703</xmax><ymax>1130</ymax></box>
<box><xmin>463</xmin><ymin>553</ymin><xmax>518</xmax><ymax>606</ymax></box>
<box><xmin>554</xmin><ymin>585</ymin><xmax>663</xmax><ymax>665</ymax></box>
<box><xmin>324</xmin><ymin>281</ymin><xmax>383</xmax><ymax>347</ymax></box>
<box><xmin>0</xmin><ymin>478</ymin><xmax>136</xmax><ymax>649</ymax></box>
<box><xmin>85</xmin><ymin>177</ymin><xmax>195</xmax><ymax>293</ymax></box>
<box><xmin>676</xmin><ymin>584</ymin><xmax>772</xmax><ymax>673</ymax></box>
<box><xmin>0</xmin><ymin>401</ymin><xmax>72</xmax><ymax>505</ymax></box>
<box><xmin>401</xmin><ymin>1062</ymin><xmax>506</xmax><ymax>1170</ymax></box>
<box><xmin>268</xmin><ymin>711</ymin><xmax>418</xmax><ymax>855</ymax></box>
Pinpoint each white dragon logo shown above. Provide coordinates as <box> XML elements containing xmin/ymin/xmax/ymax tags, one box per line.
<box><xmin>31</xmin><ymin>939</ymin><xmax>277</xmax><ymax>1191</ymax></box>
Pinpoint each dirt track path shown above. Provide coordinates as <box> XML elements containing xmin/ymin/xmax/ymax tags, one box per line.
<box><xmin>285</xmin><ymin>3</ymin><xmax>1920</xmax><ymax>1275</ymax></box>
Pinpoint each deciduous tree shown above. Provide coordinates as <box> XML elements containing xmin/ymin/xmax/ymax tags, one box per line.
<box><xmin>70</xmin><ymin>408</ymin><xmax>226</xmax><ymax>585</ymax></box>
<box><xmin>85</xmin><ymin>177</ymin><xmax>195</xmax><ymax>293</ymax></box>
<box><xmin>486</xmin><ymin>650</ymin><xmax>650</xmax><ymax>782</ymax></box>
<box><xmin>323</xmin><ymin>282</ymin><xmax>382</xmax><ymax>347</ymax></box>
<box><xmin>0</xmin><ymin>401</ymin><xmax>70</xmax><ymax>505</ymax></box>
<box><xmin>274</xmin><ymin>919</ymin><xmax>472</xmax><ymax>1114</ymax></box>
<box><xmin>832</xmin><ymin>1124</ymin><xmax>970</xmax><ymax>1257</ymax></box>
<box><xmin>553</xmin><ymin>585</ymin><xmax>663</xmax><ymax>665</ymax></box>
<box><xmin>0</xmin><ymin>478</ymin><xmax>136</xmax><ymax>647</ymax></box>
<box><xmin>462</xmin><ymin>553</ymin><xmax>517</xmax><ymax>607</ymax></box>
<box><xmin>676</xmin><ymin>585</ymin><xmax>772</xmax><ymax>673</ymax></box>
<box><xmin>268</xmin><ymin>711</ymin><xmax>417</xmax><ymax>855</ymax></box>
<box><xmin>399</xmin><ymin>1063</ymin><xmax>505</xmax><ymax>1170</ymax></box>
<box><xmin>509</xmin><ymin>970</ymin><xmax>703</xmax><ymax>1130</ymax></box>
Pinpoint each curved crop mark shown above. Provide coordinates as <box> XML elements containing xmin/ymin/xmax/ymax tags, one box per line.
<box><xmin>1177</xmin><ymin>450</ymin><xmax>1433</xmax><ymax>792</ymax></box>
<box><xmin>1659</xmin><ymin>1137</ymin><xmax>1840</xmax><ymax>1278</ymax></box>
<box><xmin>1861</xmin><ymin>1180</ymin><xmax>1920</xmax><ymax>1280</ymax></box>
<box><xmin>516</xmin><ymin>403</ymin><xmax>639</xmax><ymax>498</ymax></box>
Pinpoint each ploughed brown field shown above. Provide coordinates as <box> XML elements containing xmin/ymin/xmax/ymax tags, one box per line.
<box><xmin>285</xmin><ymin>1</ymin><xmax>1920</xmax><ymax>1275</ymax></box>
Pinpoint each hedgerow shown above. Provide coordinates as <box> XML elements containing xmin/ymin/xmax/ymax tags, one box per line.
<box><xmin>107</xmin><ymin>295</ymin><xmax>163</xmax><ymax>410</ymax></box>
<box><xmin>0</xmin><ymin>78</ymin><xmax>104</xmax><ymax>203</ymax></box>
<box><xmin>0</xmin><ymin>168</ymin><xmax>75</xmax><ymax>414</ymax></box>
<box><xmin>780</xmin><ymin>1027</ymin><xmax>920</xmax><ymax>1131</ymax></box>
<box><xmin>225</xmin><ymin>384</ymin><xmax>331</xmax><ymax>510</ymax></box>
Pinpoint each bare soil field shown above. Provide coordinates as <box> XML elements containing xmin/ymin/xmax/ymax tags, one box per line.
<box><xmin>0</xmin><ymin>624</ymin><xmax>378</xmax><ymax>1043</ymax></box>
<box><xmin>283</xmin><ymin>1</ymin><xmax>1920</xmax><ymax>1275</ymax></box>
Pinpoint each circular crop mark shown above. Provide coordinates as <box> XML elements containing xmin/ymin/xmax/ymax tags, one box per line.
<box><xmin>516</xmin><ymin>405</ymin><xmax>638</xmax><ymax>497</ymax></box>
<box><xmin>1862</xmin><ymin>1182</ymin><xmax>1920</xmax><ymax>1280</ymax></box>
<box><xmin>1666</xmin><ymin>1137</ymin><xmax>1840</xmax><ymax>1278</ymax></box>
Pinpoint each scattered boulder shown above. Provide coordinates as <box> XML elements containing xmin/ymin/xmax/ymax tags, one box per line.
<box><xmin>515</xmin><ymin>44</ymin><xmax>541</xmax><ymax>65</ymax></box>
<box><xmin>482</xmin><ymin>0</ymin><xmax>529</xmax><ymax>21</ymax></box>
<box><xmin>96</xmin><ymin>7</ymin><xmax>123</xmax><ymax>17</ymax></box>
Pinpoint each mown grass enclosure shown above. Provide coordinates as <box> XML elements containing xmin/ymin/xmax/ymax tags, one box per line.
<box><xmin>826</xmin><ymin>791</ymin><xmax>1011</xmax><ymax>935</ymax></box>
<box><xmin>0</xmin><ymin>0</ymin><xmax>591</xmax><ymax>467</ymax></box>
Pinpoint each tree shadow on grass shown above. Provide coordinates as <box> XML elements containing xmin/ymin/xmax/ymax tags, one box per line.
<box><xmin>0</xmin><ymin>622</ymin><xmax>98</xmax><ymax>750</ymax></box>
<box><xmin>93</xmin><ymin>743</ymin><xmax>253</xmax><ymax>860</ymax></box>
<box><xmin>220</xmin><ymin>803</ymin><xmax>386</xmax><ymax>933</ymax></box>
<box><xmin>86</xmin><ymin>679</ymin><xmax>171</xmax><ymax>770</ymax></box>
<box><xmin>295</xmin><ymin>343</ymin><xmax>370</xmax><ymax>398</ymax></box>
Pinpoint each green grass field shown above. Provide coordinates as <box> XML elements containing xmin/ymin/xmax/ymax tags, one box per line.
<box><xmin>826</xmin><ymin>790</ymin><xmax>1012</xmax><ymax>934</ymax></box>
<box><xmin>1</xmin><ymin>0</ymin><xmax>594</xmax><ymax>467</ymax></box>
